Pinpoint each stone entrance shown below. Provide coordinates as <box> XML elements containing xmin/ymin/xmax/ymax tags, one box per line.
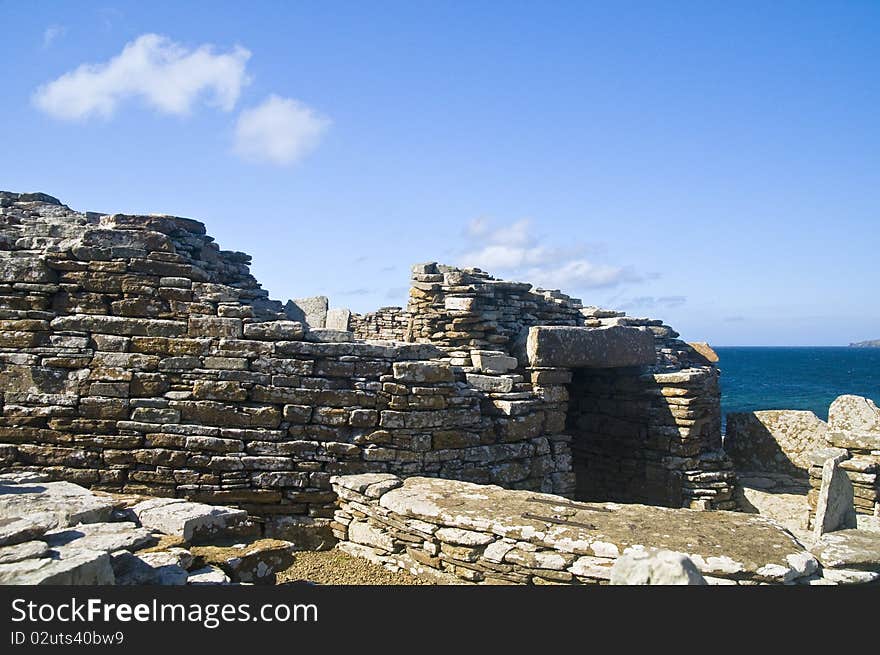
<box><xmin>567</xmin><ymin>367</ymin><xmax>658</xmax><ymax>504</ymax></box>
<box><xmin>565</xmin><ymin>364</ymin><xmax>736</xmax><ymax>509</ymax></box>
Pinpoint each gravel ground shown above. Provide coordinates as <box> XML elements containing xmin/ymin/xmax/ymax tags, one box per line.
<box><xmin>277</xmin><ymin>549</ymin><xmax>434</xmax><ymax>585</ymax></box>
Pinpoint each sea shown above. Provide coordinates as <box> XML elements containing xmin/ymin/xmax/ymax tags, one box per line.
<box><xmin>716</xmin><ymin>347</ymin><xmax>880</xmax><ymax>427</ymax></box>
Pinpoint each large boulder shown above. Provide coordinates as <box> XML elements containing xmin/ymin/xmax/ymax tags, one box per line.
<box><xmin>828</xmin><ymin>395</ymin><xmax>880</xmax><ymax>434</ymax></box>
<box><xmin>525</xmin><ymin>325</ymin><xmax>655</xmax><ymax>369</ymax></box>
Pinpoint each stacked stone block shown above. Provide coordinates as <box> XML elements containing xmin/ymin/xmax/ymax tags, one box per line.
<box><xmin>566</xmin><ymin>366</ymin><xmax>735</xmax><ymax>509</ymax></box>
<box><xmin>806</xmin><ymin>396</ymin><xmax>880</xmax><ymax>518</ymax></box>
<box><xmin>350</xmin><ymin>306</ymin><xmax>409</xmax><ymax>342</ymax></box>
<box><xmin>0</xmin><ymin>193</ymin><xmax>573</xmax><ymax>521</ymax></box>
<box><xmin>331</xmin><ymin>474</ymin><xmax>821</xmax><ymax>585</ymax></box>
<box><xmin>0</xmin><ymin>191</ymin><xmax>735</xmax><ymax>519</ymax></box>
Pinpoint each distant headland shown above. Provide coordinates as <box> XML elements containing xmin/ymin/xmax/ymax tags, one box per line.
<box><xmin>850</xmin><ymin>339</ymin><xmax>880</xmax><ymax>348</ymax></box>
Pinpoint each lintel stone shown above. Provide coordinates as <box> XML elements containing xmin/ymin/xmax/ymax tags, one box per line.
<box><xmin>525</xmin><ymin>325</ymin><xmax>655</xmax><ymax>369</ymax></box>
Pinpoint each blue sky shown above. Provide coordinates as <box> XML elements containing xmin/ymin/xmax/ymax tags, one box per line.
<box><xmin>1</xmin><ymin>1</ymin><xmax>878</xmax><ymax>346</ymax></box>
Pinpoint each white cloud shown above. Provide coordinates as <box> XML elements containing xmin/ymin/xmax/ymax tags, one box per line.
<box><xmin>233</xmin><ymin>95</ymin><xmax>330</xmax><ymax>166</ymax></box>
<box><xmin>33</xmin><ymin>33</ymin><xmax>251</xmax><ymax>120</ymax></box>
<box><xmin>42</xmin><ymin>25</ymin><xmax>66</xmax><ymax>49</ymax></box>
<box><xmin>621</xmin><ymin>295</ymin><xmax>687</xmax><ymax>311</ymax></box>
<box><xmin>458</xmin><ymin>218</ymin><xmax>640</xmax><ymax>291</ymax></box>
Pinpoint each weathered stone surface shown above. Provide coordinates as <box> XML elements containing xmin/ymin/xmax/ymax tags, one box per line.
<box><xmin>809</xmin><ymin>529</ymin><xmax>880</xmax><ymax>571</ymax></box>
<box><xmin>813</xmin><ymin>457</ymin><xmax>857</xmax><ymax>537</ymax></box>
<box><xmin>827</xmin><ymin>431</ymin><xmax>880</xmax><ymax>452</ymax></box>
<box><xmin>285</xmin><ymin>296</ymin><xmax>328</xmax><ymax>329</ymax></box>
<box><xmin>348</xmin><ymin>521</ymin><xmax>395</xmax><ymax>552</ymax></box>
<box><xmin>187</xmin><ymin>565</ymin><xmax>230</xmax><ymax>585</ymax></box>
<box><xmin>688</xmin><ymin>342</ymin><xmax>719</xmax><ymax>363</ymax></box>
<box><xmin>0</xmin><ymin>481</ymin><xmax>114</xmax><ymax>530</ymax></box>
<box><xmin>131</xmin><ymin>498</ymin><xmax>248</xmax><ymax>543</ymax></box>
<box><xmin>191</xmin><ymin>539</ymin><xmax>295</xmax><ymax>584</ymax></box>
<box><xmin>610</xmin><ymin>549</ymin><xmax>707</xmax><ymax>585</ymax></box>
<box><xmin>725</xmin><ymin>410</ymin><xmax>827</xmax><ymax>474</ymax></box>
<box><xmin>51</xmin><ymin>314</ymin><xmax>186</xmax><ymax>337</ymax></box>
<box><xmin>436</xmin><ymin>527</ymin><xmax>494</xmax><ymax>547</ymax></box>
<box><xmin>0</xmin><ymin>549</ymin><xmax>114</xmax><ymax>584</ymax></box>
<box><xmin>325</xmin><ymin>308</ymin><xmax>352</xmax><ymax>331</ymax></box>
<box><xmin>525</xmin><ymin>325</ymin><xmax>655</xmax><ymax>368</ymax></box>
<box><xmin>0</xmin><ymin>514</ymin><xmax>56</xmax><ymax>547</ymax></box>
<box><xmin>471</xmin><ymin>350</ymin><xmax>518</xmax><ymax>375</ymax></box>
<box><xmin>111</xmin><ymin>550</ymin><xmax>188</xmax><ymax>585</ymax></box>
<box><xmin>243</xmin><ymin>321</ymin><xmax>304</xmax><ymax>341</ymax></box>
<box><xmin>0</xmin><ymin>540</ymin><xmax>49</xmax><ymax>564</ymax></box>
<box><xmin>367</xmin><ymin>476</ymin><xmax>815</xmax><ymax>584</ymax></box>
<box><xmin>465</xmin><ymin>373</ymin><xmax>515</xmax><ymax>393</ymax></box>
<box><xmin>828</xmin><ymin>394</ymin><xmax>880</xmax><ymax>434</ymax></box>
<box><xmin>736</xmin><ymin>485</ymin><xmax>811</xmax><ymax>537</ymax></box>
<box><xmin>303</xmin><ymin>328</ymin><xmax>353</xmax><ymax>343</ymax></box>
<box><xmin>46</xmin><ymin>522</ymin><xmax>156</xmax><ymax>555</ymax></box>
<box><xmin>392</xmin><ymin>361</ymin><xmax>454</xmax><ymax>383</ymax></box>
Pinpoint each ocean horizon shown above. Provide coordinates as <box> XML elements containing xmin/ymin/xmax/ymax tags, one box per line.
<box><xmin>715</xmin><ymin>345</ymin><xmax>880</xmax><ymax>423</ymax></box>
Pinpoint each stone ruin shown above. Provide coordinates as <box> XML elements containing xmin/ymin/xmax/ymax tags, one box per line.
<box><xmin>1</xmin><ymin>190</ymin><xmax>876</xmax><ymax>585</ymax></box>
<box><xmin>0</xmin><ymin>191</ymin><xmax>738</xmax><ymax>518</ymax></box>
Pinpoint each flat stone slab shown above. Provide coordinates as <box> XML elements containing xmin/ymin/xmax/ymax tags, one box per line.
<box><xmin>45</xmin><ymin>522</ymin><xmax>156</xmax><ymax>555</ymax></box>
<box><xmin>378</xmin><ymin>477</ymin><xmax>815</xmax><ymax>583</ymax></box>
<box><xmin>0</xmin><ymin>540</ymin><xmax>49</xmax><ymax>564</ymax></box>
<box><xmin>0</xmin><ymin>514</ymin><xmax>57</xmax><ymax>547</ymax></box>
<box><xmin>525</xmin><ymin>325</ymin><xmax>655</xmax><ymax>369</ymax></box>
<box><xmin>809</xmin><ymin>529</ymin><xmax>880</xmax><ymax>571</ymax></box>
<box><xmin>304</xmin><ymin>328</ymin><xmax>353</xmax><ymax>343</ymax></box>
<box><xmin>0</xmin><ymin>549</ymin><xmax>114</xmax><ymax>584</ymax></box>
<box><xmin>0</xmin><ymin>481</ymin><xmax>115</xmax><ymax>531</ymax></box>
<box><xmin>187</xmin><ymin>565</ymin><xmax>231</xmax><ymax>585</ymax></box>
<box><xmin>131</xmin><ymin>497</ymin><xmax>248</xmax><ymax>543</ymax></box>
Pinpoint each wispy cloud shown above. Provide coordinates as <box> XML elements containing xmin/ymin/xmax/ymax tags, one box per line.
<box><xmin>233</xmin><ymin>95</ymin><xmax>329</xmax><ymax>166</ymax></box>
<box><xmin>723</xmin><ymin>315</ymin><xmax>746</xmax><ymax>323</ymax></box>
<box><xmin>42</xmin><ymin>25</ymin><xmax>66</xmax><ymax>49</ymax></box>
<box><xmin>33</xmin><ymin>33</ymin><xmax>251</xmax><ymax>120</ymax></box>
<box><xmin>457</xmin><ymin>217</ymin><xmax>640</xmax><ymax>291</ymax></box>
<box><xmin>337</xmin><ymin>288</ymin><xmax>372</xmax><ymax>296</ymax></box>
<box><xmin>620</xmin><ymin>295</ymin><xmax>687</xmax><ymax>311</ymax></box>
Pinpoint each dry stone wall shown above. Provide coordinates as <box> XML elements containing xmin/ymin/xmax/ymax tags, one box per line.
<box><xmin>725</xmin><ymin>410</ymin><xmax>829</xmax><ymax>476</ymax></box>
<box><xmin>567</xmin><ymin>366</ymin><xmax>735</xmax><ymax>509</ymax></box>
<box><xmin>0</xmin><ymin>193</ymin><xmax>573</xmax><ymax>528</ymax></box>
<box><xmin>808</xmin><ymin>396</ymin><xmax>880</xmax><ymax>518</ymax></box>
<box><xmin>0</xmin><ymin>191</ymin><xmax>736</xmax><ymax>523</ymax></box>
<box><xmin>331</xmin><ymin>474</ymin><xmax>821</xmax><ymax>585</ymax></box>
<box><xmin>350</xmin><ymin>306</ymin><xmax>408</xmax><ymax>342</ymax></box>
<box><xmin>352</xmin><ymin>263</ymin><xmax>737</xmax><ymax>509</ymax></box>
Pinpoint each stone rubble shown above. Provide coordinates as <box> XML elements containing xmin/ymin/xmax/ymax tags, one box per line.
<box><xmin>0</xmin><ymin>475</ymin><xmax>298</xmax><ymax>585</ymax></box>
